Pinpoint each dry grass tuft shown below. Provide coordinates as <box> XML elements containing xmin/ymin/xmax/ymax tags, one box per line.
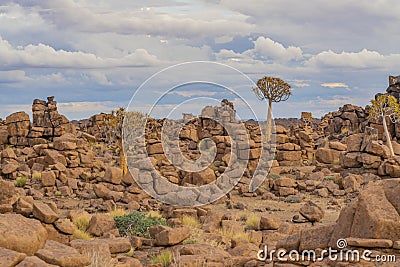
<box><xmin>73</xmin><ymin>229</ymin><xmax>93</xmax><ymax>240</ymax></box>
<box><xmin>73</xmin><ymin>214</ymin><xmax>91</xmax><ymax>232</ymax></box>
<box><xmin>107</xmin><ymin>208</ymin><xmax>126</xmax><ymax>218</ymax></box>
<box><xmin>245</xmin><ymin>214</ymin><xmax>260</xmax><ymax>230</ymax></box>
<box><xmin>182</xmin><ymin>215</ymin><xmax>201</xmax><ymax>228</ymax></box>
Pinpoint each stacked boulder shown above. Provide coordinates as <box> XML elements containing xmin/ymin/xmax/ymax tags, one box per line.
<box><xmin>4</xmin><ymin>97</ymin><xmax>76</xmax><ymax>148</ymax></box>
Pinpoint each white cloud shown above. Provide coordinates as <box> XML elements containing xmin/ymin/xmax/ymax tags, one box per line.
<box><xmin>290</xmin><ymin>80</ymin><xmax>310</xmax><ymax>88</ymax></box>
<box><xmin>13</xmin><ymin>0</ymin><xmax>254</xmax><ymax>39</ymax></box>
<box><xmin>252</xmin><ymin>37</ymin><xmax>303</xmax><ymax>62</ymax></box>
<box><xmin>0</xmin><ymin>36</ymin><xmax>161</xmax><ymax>69</ymax></box>
<box><xmin>307</xmin><ymin>49</ymin><xmax>400</xmax><ymax>69</ymax></box>
<box><xmin>321</xmin><ymin>82</ymin><xmax>349</xmax><ymax>89</ymax></box>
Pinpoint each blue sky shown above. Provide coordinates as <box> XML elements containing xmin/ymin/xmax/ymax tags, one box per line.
<box><xmin>0</xmin><ymin>0</ymin><xmax>399</xmax><ymax>120</ymax></box>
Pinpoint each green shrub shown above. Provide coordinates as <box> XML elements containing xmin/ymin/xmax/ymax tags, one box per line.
<box><xmin>15</xmin><ymin>176</ymin><xmax>27</xmax><ymax>187</ymax></box>
<box><xmin>114</xmin><ymin>211</ymin><xmax>168</xmax><ymax>238</ymax></box>
<box><xmin>323</xmin><ymin>176</ymin><xmax>337</xmax><ymax>183</ymax></box>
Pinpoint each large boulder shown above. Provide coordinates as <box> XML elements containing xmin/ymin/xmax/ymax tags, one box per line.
<box><xmin>86</xmin><ymin>214</ymin><xmax>116</xmax><ymax>237</ymax></box>
<box><xmin>150</xmin><ymin>225</ymin><xmax>190</xmax><ymax>246</ymax></box>
<box><xmin>103</xmin><ymin>166</ymin><xmax>123</xmax><ymax>185</ymax></box>
<box><xmin>0</xmin><ymin>214</ymin><xmax>48</xmax><ymax>255</ymax></box>
<box><xmin>329</xmin><ymin>179</ymin><xmax>400</xmax><ymax>248</ymax></box>
<box><xmin>192</xmin><ymin>167</ymin><xmax>216</xmax><ymax>185</ymax></box>
<box><xmin>0</xmin><ymin>247</ymin><xmax>26</xmax><ymax>267</ymax></box>
<box><xmin>35</xmin><ymin>240</ymin><xmax>90</xmax><ymax>267</ymax></box>
<box><xmin>6</xmin><ymin>112</ymin><xmax>30</xmax><ymax>137</ymax></box>
<box><xmin>315</xmin><ymin>148</ymin><xmax>340</xmax><ymax>164</ymax></box>
<box><xmin>299</xmin><ymin>201</ymin><xmax>324</xmax><ymax>223</ymax></box>
<box><xmin>32</xmin><ymin>201</ymin><xmax>59</xmax><ymax>224</ymax></box>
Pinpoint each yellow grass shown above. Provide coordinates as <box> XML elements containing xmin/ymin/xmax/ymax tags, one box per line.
<box><xmin>245</xmin><ymin>214</ymin><xmax>260</xmax><ymax>230</ymax></box>
<box><xmin>73</xmin><ymin>229</ymin><xmax>93</xmax><ymax>240</ymax></box>
<box><xmin>73</xmin><ymin>214</ymin><xmax>91</xmax><ymax>231</ymax></box>
<box><xmin>107</xmin><ymin>208</ymin><xmax>126</xmax><ymax>218</ymax></box>
<box><xmin>218</xmin><ymin>228</ymin><xmax>251</xmax><ymax>242</ymax></box>
<box><xmin>32</xmin><ymin>172</ymin><xmax>42</xmax><ymax>181</ymax></box>
<box><xmin>147</xmin><ymin>210</ymin><xmax>163</xmax><ymax>218</ymax></box>
<box><xmin>151</xmin><ymin>250</ymin><xmax>174</xmax><ymax>266</ymax></box>
<box><xmin>182</xmin><ymin>215</ymin><xmax>201</xmax><ymax>228</ymax></box>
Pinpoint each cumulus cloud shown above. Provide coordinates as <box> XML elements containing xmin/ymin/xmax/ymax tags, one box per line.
<box><xmin>252</xmin><ymin>37</ymin><xmax>303</xmax><ymax>62</ymax></box>
<box><xmin>0</xmin><ymin>36</ymin><xmax>161</xmax><ymax>69</ymax></box>
<box><xmin>306</xmin><ymin>49</ymin><xmax>400</xmax><ymax>69</ymax></box>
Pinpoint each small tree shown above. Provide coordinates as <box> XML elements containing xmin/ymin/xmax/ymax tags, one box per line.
<box><xmin>252</xmin><ymin>76</ymin><xmax>292</xmax><ymax>140</ymax></box>
<box><xmin>99</xmin><ymin>107</ymin><xmax>127</xmax><ymax>174</ymax></box>
<box><xmin>368</xmin><ymin>94</ymin><xmax>400</xmax><ymax>157</ymax></box>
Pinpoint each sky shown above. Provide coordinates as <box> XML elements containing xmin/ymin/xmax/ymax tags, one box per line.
<box><xmin>0</xmin><ymin>0</ymin><xmax>400</xmax><ymax>120</ymax></box>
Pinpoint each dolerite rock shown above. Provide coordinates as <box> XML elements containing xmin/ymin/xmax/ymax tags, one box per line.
<box><xmin>103</xmin><ymin>166</ymin><xmax>123</xmax><ymax>185</ymax></box>
<box><xmin>192</xmin><ymin>167</ymin><xmax>216</xmax><ymax>185</ymax></box>
<box><xmin>6</xmin><ymin>111</ymin><xmax>30</xmax><ymax>137</ymax></box>
<box><xmin>315</xmin><ymin>148</ymin><xmax>340</xmax><ymax>164</ymax></box>
<box><xmin>259</xmin><ymin>216</ymin><xmax>281</xmax><ymax>230</ymax></box>
<box><xmin>86</xmin><ymin>214</ymin><xmax>116</xmax><ymax>237</ymax></box>
<box><xmin>299</xmin><ymin>201</ymin><xmax>324</xmax><ymax>223</ymax></box>
<box><xmin>329</xmin><ymin>179</ymin><xmax>400</xmax><ymax>248</ymax></box>
<box><xmin>0</xmin><ymin>214</ymin><xmax>48</xmax><ymax>255</ymax></box>
<box><xmin>149</xmin><ymin>225</ymin><xmax>190</xmax><ymax>246</ymax></box>
<box><xmin>0</xmin><ymin>247</ymin><xmax>26</xmax><ymax>267</ymax></box>
<box><xmin>16</xmin><ymin>256</ymin><xmax>59</xmax><ymax>267</ymax></box>
<box><xmin>32</xmin><ymin>201</ymin><xmax>59</xmax><ymax>224</ymax></box>
<box><xmin>35</xmin><ymin>240</ymin><xmax>90</xmax><ymax>267</ymax></box>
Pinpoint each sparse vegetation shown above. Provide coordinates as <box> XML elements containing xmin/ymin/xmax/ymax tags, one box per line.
<box><xmin>182</xmin><ymin>215</ymin><xmax>201</xmax><ymax>228</ymax></box>
<box><xmin>114</xmin><ymin>211</ymin><xmax>168</xmax><ymax>238</ymax></box>
<box><xmin>151</xmin><ymin>250</ymin><xmax>174</xmax><ymax>266</ymax></box>
<box><xmin>245</xmin><ymin>214</ymin><xmax>260</xmax><ymax>230</ymax></box>
<box><xmin>107</xmin><ymin>208</ymin><xmax>126</xmax><ymax>218</ymax></box>
<box><xmin>368</xmin><ymin>94</ymin><xmax>400</xmax><ymax>157</ymax></box>
<box><xmin>73</xmin><ymin>229</ymin><xmax>93</xmax><ymax>240</ymax></box>
<box><xmin>267</xmin><ymin>173</ymin><xmax>280</xmax><ymax>180</ymax></box>
<box><xmin>15</xmin><ymin>176</ymin><xmax>27</xmax><ymax>187</ymax></box>
<box><xmin>218</xmin><ymin>228</ymin><xmax>250</xmax><ymax>242</ymax></box>
<box><xmin>323</xmin><ymin>176</ymin><xmax>337</xmax><ymax>183</ymax></box>
<box><xmin>32</xmin><ymin>172</ymin><xmax>42</xmax><ymax>181</ymax></box>
<box><xmin>125</xmin><ymin>247</ymin><xmax>135</xmax><ymax>257</ymax></box>
<box><xmin>284</xmin><ymin>195</ymin><xmax>301</xmax><ymax>203</ymax></box>
<box><xmin>73</xmin><ymin>214</ymin><xmax>91</xmax><ymax>232</ymax></box>
<box><xmin>146</xmin><ymin>210</ymin><xmax>163</xmax><ymax>219</ymax></box>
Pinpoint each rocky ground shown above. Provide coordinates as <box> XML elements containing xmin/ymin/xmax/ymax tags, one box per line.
<box><xmin>0</xmin><ymin>96</ymin><xmax>399</xmax><ymax>267</ymax></box>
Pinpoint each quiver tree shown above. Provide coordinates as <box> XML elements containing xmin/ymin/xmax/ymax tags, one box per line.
<box><xmin>368</xmin><ymin>94</ymin><xmax>400</xmax><ymax>158</ymax></box>
<box><xmin>99</xmin><ymin>107</ymin><xmax>127</xmax><ymax>175</ymax></box>
<box><xmin>252</xmin><ymin>76</ymin><xmax>292</xmax><ymax>140</ymax></box>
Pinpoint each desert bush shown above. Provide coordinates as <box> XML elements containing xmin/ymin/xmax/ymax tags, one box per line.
<box><xmin>114</xmin><ymin>211</ymin><xmax>168</xmax><ymax>238</ymax></box>
<box><xmin>151</xmin><ymin>250</ymin><xmax>173</xmax><ymax>266</ymax></box>
<box><xmin>15</xmin><ymin>176</ymin><xmax>27</xmax><ymax>187</ymax></box>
